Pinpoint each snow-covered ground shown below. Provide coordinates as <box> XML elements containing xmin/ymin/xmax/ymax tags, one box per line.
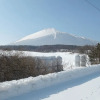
<box><xmin>0</xmin><ymin>64</ymin><xmax>100</xmax><ymax>100</ymax></box>
<box><xmin>0</xmin><ymin>50</ymin><xmax>90</xmax><ymax>70</ymax></box>
<box><xmin>24</xmin><ymin>51</ymin><xmax>90</xmax><ymax>70</ymax></box>
<box><xmin>8</xmin><ymin>70</ymin><xmax>100</xmax><ymax>100</ymax></box>
<box><xmin>42</xmin><ymin>73</ymin><xmax>100</xmax><ymax>100</ymax></box>
<box><xmin>0</xmin><ymin>51</ymin><xmax>100</xmax><ymax>100</ymax></box>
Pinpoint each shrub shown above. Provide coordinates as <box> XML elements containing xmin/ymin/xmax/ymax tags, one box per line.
<box><xmin>0</xmin><ymin>51</ymin><xmax>37</xmax><ymax>81</ymax></box>
<box><xmin>0</xmin><ymin>51</ymin><xmax>63</xmax><ymax>82</ymax></box>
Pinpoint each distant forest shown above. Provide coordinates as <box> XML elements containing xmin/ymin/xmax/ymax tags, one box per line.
<box><xmin>0</xmin><ymin>45</ymin><xmax>95</xmax><ymax>53</ymax></box>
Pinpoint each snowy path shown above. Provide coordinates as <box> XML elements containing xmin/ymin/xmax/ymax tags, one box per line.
<box><xmin>7</xmin><ymin>72</ymin><xmax>100</xmax><ymax>100</ymax></box>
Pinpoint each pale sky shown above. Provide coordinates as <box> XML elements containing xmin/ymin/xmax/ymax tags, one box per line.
<box><xmin>0</xmin><ymin>0</ymin><xmax>100</xmax><ymax>45</ymax></box>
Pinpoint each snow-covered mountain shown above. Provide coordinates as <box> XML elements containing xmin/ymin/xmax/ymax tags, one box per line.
<box><xmin>12</xmin><ymin>28</ymin><xmax>97</xmax><ymax>46</ymax></box>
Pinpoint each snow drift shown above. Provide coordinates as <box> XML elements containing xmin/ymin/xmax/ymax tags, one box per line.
<box><xmin>0</xmin><ymin>50</ymin><xmax>90</xmax><ymax>70</ymax></box>
<box><xmin>12</xmin><ymin>28</ymin><xmax>97</xmax><ymax>46</ymax></box>
<box><xmin>24</xmin><ymin>51</ymin><xmax>90</xmax><ymax>70</ymax></box>
<box><xmin>0</xmin><ymin>65</ymin><xmax>100</xmax><ymax>100</ymax></box>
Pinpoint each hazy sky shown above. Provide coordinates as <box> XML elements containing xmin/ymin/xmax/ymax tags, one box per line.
<box><xmin>0</xmin><ymin>0</ymin><xmax>100</xmax><ymax>45</ymax></box>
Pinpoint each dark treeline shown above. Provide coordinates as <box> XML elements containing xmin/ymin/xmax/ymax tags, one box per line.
<box><xmin>0</xmin><ymin>45</ymin><xmax>95</xmax><ymax>52</ymax></box>
<box><xmin>89</xmin><ymin>43</ymin><xmax>100</xmax><ymax>64</ymax></box>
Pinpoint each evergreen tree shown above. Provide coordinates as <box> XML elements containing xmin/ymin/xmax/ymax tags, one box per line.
<box><xmin>89</xmin><ymin>43</ymin><xmax>100</xmax><ymax>64</ymax></box>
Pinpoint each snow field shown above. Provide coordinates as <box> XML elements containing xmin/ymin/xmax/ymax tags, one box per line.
<box><xmin>24</xmin><ymin>51</ymin><xmax>90</xmax><ymax>70</ymax></box>
<box><xmin>0</xmin><ymin>64</ymin><xmax>100</xmax><ymax>100</ymax></box>
<box><xmin>0</xmin><ymin>50</ymin><xmax>90</xmax><ymax>70</ymax></box>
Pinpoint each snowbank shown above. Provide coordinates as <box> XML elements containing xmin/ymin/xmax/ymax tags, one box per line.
<box><xmin>0</xmin><ymin>50</ymin><xmax>90</xmax><ymax>70</ymax></box>
<box><xmin>24</xmin><ymin>51</ymin><xmax>90</xmax><ymax>70</ymax></box>
<box><xmin>0</xmin><ymin>65</ymin><xmax>100</xmax><ymax>100</ymax></box>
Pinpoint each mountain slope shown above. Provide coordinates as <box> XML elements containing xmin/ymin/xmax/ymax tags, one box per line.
<box><xmin>13</xmin><ymin>28</ymin><xmax>97</xmax><ymax>46</ymax></box>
